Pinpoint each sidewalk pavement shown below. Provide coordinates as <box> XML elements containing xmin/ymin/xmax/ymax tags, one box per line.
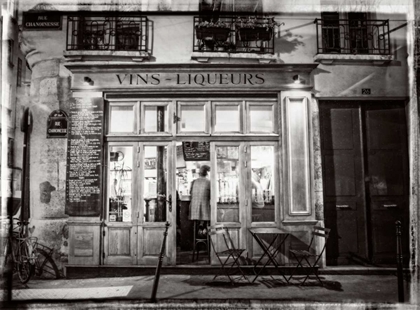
<box><xmin>0</xmin><ymin>274</ymin><xmax>415</xmax><ymax>309</ymax></box>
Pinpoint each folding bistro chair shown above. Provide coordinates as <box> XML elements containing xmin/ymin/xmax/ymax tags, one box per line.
<box><xmin>208</xmin><ymin>224</ymin><xmax>250</xmax><ymax>285</ymax></box>
<box><xmin>288</xmin><ymin>226</ymin><xmax>330</xmax><ymax>286</ymax></box>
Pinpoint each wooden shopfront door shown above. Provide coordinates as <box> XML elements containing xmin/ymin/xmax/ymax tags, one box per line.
<box><xmin>320</xmin><ymin>101</ymin><xmax>409</xmax><ymax>265</ymax></box>
<box><xmin>103</xmin><ymin>142</ymin><xmax>176</xmax><ymax>265</ymax></box>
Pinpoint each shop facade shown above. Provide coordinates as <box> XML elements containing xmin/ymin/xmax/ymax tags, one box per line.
<box><xmin>64</xmin><ymin>64</ymin><xmax>319</xmax><ymax>266</ymax></box>
<box><xmin>12</xmin><ymin>0</ymin><xmax>417</xmax><ymax>279</ymax></box>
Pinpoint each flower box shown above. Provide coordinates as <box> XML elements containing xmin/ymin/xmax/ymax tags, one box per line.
<box><xmin>238</xmin><ymin>27</ymin><xmax>273</xmax><ymax>41</ymax></box>
<box><xmin>196</xmin><ymin>27</ymin><xmax>230</xmax><ymax>42</ymax></box>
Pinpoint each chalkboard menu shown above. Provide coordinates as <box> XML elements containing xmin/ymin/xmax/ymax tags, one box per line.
<box><xmin>65</xmin><ymin>97</ymin><xmax>104</xmax><ymax>216</ymax></box>
<box><xmin>183</xmin><ymin>142</ymin><xmax>210</xmax><ymax>161</ymax></box>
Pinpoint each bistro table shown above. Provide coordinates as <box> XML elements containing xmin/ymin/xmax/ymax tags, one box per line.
<box><xmin>248</xmin><ymin>227</ymin><xmax>291</xmax><ymax>283</ymax></box>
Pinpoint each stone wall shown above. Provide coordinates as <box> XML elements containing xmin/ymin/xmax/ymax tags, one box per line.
<box><xmin>26</xmin><ymin>57</ymin><xmax>72</xmax><ymax>271</ymax></box>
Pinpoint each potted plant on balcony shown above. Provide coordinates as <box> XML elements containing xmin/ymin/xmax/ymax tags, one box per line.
<box><xmin>235</xmin><ymin>17</ymin><xmax>278</xmax><ymax>41</ymax></box>
<box><xmin>195</xmin><ymin>20</ymin><xmax>231</xmax><ymax>49</ymax></box>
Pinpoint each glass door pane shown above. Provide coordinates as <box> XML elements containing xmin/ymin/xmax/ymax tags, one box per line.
<box><xmin>108</xmin><ymin>145</ymin><xmax>133</xmax><ymax>222</ymax></box>
<box><xmin>143</xmin><ymin>145</ymin><xmax>168</xmax><ymax>222</ymax></box>
<box><xmin>250</xmin><ymin>145</ymin><xmax>276</xmax><ymax>222</ymax></box>
<box><xmin>216</xmin><ymin>146</ymin><xmax>240</xmax><ymax>222</ymax></box>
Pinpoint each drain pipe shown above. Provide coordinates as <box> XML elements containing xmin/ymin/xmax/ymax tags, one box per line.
<box><xmin>396</xmin><ymin>220</ymin><xmax>404</xmax><ymax>302</ymax></box>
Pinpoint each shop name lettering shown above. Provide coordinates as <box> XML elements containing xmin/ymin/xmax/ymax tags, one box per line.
<box><xmin>116</xmin><ymin>73</ymin><xmax>265</xmax><ymax>86</ymax></box>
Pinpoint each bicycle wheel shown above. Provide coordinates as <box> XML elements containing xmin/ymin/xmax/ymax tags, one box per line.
<box><xmin>16</xmin><ymin>241</ymin><xmax>34</xmax><ymax>284</ymax></box>
<box><xmin>35</xmin><ymin>249</ymin><xmax>60</xmax><ymax>279</ymax></box>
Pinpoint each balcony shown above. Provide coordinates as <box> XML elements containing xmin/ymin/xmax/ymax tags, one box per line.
<box><xmin>192</xmin><ymin>16</ymin><xmax>277</xmax><ymax>60</ymax></box>
<box><xmin>65</xmin><ymin>15</ymin><xmax>149</xmax><ymax>61</ymax></box>
<box><xmin>314</xmin><ymin>18</ymin><xmax>393</xmax><ymax>64</ymax></box>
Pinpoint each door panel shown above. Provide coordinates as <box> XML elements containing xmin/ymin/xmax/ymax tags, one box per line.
<box><xmin>320</xmin><ymin>103</ymin><xmax>367</xmax><ymax>265</ymax></box>
<box><xmin>137</xmin><ymin>142</ymin><xmax>175</xmax><ymax>265</ymax></box>
<box><xmin>104</xmin><ymin>143</ymin><xmax>138</xmax><ymax>265</ymax></box>
<box><xmin>320</xmin><ymin>101</ymin><xmax>409</xmax><ymax>265</ymax></box>
<box><xmin>108</xmin><ymin>228</ymin><xmax>131</xmax><ymax>255</ymax></box>
<box><xmin>365</xmin><ymin>106</ymin><xmax>409</xmax><ymax>263</ymax></box>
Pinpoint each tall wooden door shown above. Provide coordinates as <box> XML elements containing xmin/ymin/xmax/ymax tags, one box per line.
<box><xmin>137</xmin><ymin>142</ymin><xmax>176</xmax><ymax>265</ymax></box>
<box><xmin>320</xmin><ymin>103</ymin><xmax>367</xmax><ymax>265</ymax></box>
<box><xmin>320</xmin><ymin>101</ymin><xmax>409</xmax><ymax>265</ymax></box>
<box><xmin>364</xmin><ymin>104</ymin><xmax>409</xmax><ymax>264</ymax></box>
<box><xmin>103</xmin><ymin>142</ymin><xmax>176</xmax><ymax>265</ymax></box>
<box><xmin>210</xmin><ymin>142</ymin><xmax>280</xmax><ymax>263</ymax></box>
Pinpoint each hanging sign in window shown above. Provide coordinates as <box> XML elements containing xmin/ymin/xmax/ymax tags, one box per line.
<box><xmin>47</xmin><ymin>110</ymin><xmax>68</xmax><ymax>138</ymax></box>
<box><xmin>182</xmin><ymin>142</ymin><xmax>210</xmax><ymax>161</ymax></box>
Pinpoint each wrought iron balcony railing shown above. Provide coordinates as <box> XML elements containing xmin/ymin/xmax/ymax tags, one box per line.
<box><xmin>193</xmin><ymin>16</ymin><xmax>277</xmax><ymax>54</ymax></box>
<box><xmin>314</xmin><ymin>18</ymin><xmax>391</xmax><ymax>55</ymax></box>
<box><xmin>66</xmin><ymin>15</ymin><xmax>148</xmax><ymax>51</ymax></box>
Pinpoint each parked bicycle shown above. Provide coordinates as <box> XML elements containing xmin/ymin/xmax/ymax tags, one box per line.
<box><xmin>33</xmin><ymin>242</ymin><xmax>61</xmax><ymax>279</ymax></box>
<box><xmin>2</xmin><ymin>218</ymin><xmax>37</xmax><ymax>284</ymax></box>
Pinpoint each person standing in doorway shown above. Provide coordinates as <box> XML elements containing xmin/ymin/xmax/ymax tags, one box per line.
<box><xmin>189</xmin><ymin>165</ymin><xmax>211</xmax><ymax>235</ymax></box>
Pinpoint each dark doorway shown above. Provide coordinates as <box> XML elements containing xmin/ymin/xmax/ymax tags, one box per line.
<box><xmin>320</xmin><ymin>101</ymin><xmax>409</xmax><ymax>266</ymax></box>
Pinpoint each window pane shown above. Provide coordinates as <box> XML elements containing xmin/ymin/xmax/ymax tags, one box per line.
<box><xmin>110</xmin><ymin>106</ymin><xmax>134</xmax><ymax>133</ymax></box>
<box><xmin>251</xmin><ymin>145</ymin><xmax>275</xmax><ymax>222</ymax></box>
<box><xmin>216</xmin><ymin>146</ymin><xmax>240</xmax><ymax>222</ymax></box>
<box><xmin>180</xmin><ymin>104</ymin><xmax>206</xmax><ymax>132</ymax></box>
<box><xmin>215</xmin><ymin>105</ymin><xmax>240</xmax><ymax>132</ymax></box>
<box><xmin>249</xmin><ymin>105</ymin><xmax>273</xmax><ymax>133</ymax></box>
<box><xmin>109</xmin><ymin>146</ymin><xmax>133</xmax><ymax>222</ymax></box>
<box><xmin>143</xmin><ymin>146</ymin><xmax>168</xmax><ymax>222</ymax></box>
<box><xmin>144</xmin><ymin>105</ymin><xmax>168</xmax><ymax>133</ymax></box>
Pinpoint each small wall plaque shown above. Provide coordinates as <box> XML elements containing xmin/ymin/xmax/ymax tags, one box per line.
<box><xmin>23</xmin><ymin>13</ymin><xmax>62</xmax><ymax>30</ymax></box>
<box><xmin>47</xmin><ymin>110</ymin><xmax>68</xmax><ymax>138</ymax></box>
<box><xmin>362</xmin><ymin>88</ymin><xmax>371</xmax><ymax>95</ymax></box>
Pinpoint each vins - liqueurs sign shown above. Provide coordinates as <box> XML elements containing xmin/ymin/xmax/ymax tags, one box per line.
<box><xmin>47</xmin><ymin>110</ymin><xmax>68</xmax><ymax>138</ymax></box>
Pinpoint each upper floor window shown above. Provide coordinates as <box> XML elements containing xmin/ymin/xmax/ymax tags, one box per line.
<box><xmin>67</xmin><ymin>15</ymin><xmax>148</xmax><ymax>52</ymax></box>
<box><xmin>194</xmin><ymin>0</ymin><xmax>278</xmax><ymax>54</ymax></box>
<box><xmin>315</xmin><ymin>12</ymin><xmax>390</xmax><ymax>55</ymax></box>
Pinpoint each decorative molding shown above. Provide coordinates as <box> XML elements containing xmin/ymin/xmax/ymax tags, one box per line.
<box><xmin>314</xmin><ymin>53</ymin><xmax>394</xmax><ymax>65</ymax></box>
<box><xmin>191</xmin><ymin>52</ymin><xmax>276</xmax><ymax>64</ymax></box>
<box><xmin>282</xmin><ymin>220</ymin><xmax>319</xmax><ymax>226</ymax></box>
<box><xmin>67</xmin><ymin>221</ymin><xmax>102</xmax><ymax>226</ymax></box>
<box><xmin>28</xmin><ymin>2</ymin><xmax>58</xmax><ymax>11</ymax></box>
<box><xmin>64</xmin><ymin>51</ymin><xmax>150</xmax><ymax>63</ymax></box>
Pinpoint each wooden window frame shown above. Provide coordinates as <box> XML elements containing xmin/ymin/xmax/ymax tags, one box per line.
<box><xmin>177</xmin><ymin>100</ymin><xmax>210</xmax><ymax>135</ymax></box>
<box><xmin>245</xmin><ymin>100</ymin><xmax>278</xmax><ymax>134</ymax></box>
<box><xmin>107</xmin><ymin>100</ymin><xmax>138</xmax><ymax>135</ymax></box>
<box><xmin>211</xmin><ymin>100</ymin><xmax>243</xmax><ymax>135</ymax></box>
<box><xmin>140</xmin><ymin>100</ymin><xmax>172</xmax><ymax>136</ymax></box>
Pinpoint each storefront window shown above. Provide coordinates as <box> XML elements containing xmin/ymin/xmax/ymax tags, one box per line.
<box><xmin>216</xmin><ymin>146</ymin><xmax>240</xmax><ymax>222</ymax></box>
<box><xmin>248</xmin><ymin>104</ymin><xmax>274</xmax><ymax>133</ymax></box>
<box><xmin>109</xmin><ymin>105</ymin><xmax>135</xmax><ymax>133</ymax></box>
<box><xmin>143</xmin><ymin>145</ymin><xmax>168</xmax><ymax>222</ymax></box>
<box><xmin>143</xmin><ymin>104</ymin><xmax>169</xmax><ymax>133</ymax></box>
<box><xmin>214</xmin><ymin>103</ymin><xmax>241</xmax><ymax>133</ymax></box>
<box><xmin>108</xmin><ymin>146</ymin><xmax>133</xmax><ymax>222</ymax></box>
<box><xmin>178</xmin><ymin>102</ymin><xmax>207</xmax><ymax>133</ymax></box>
<box><xmin>251</xmin><ymin>145</ymin><xmax>275</xmax><ymax>222</ymax></box>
